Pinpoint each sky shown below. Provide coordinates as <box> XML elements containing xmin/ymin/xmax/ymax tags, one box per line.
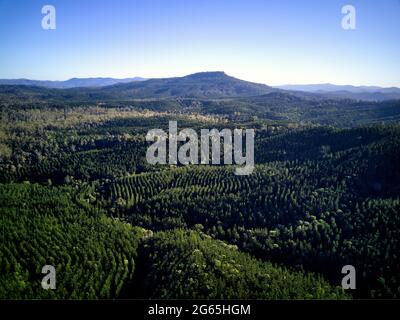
<box><xmin>0</xmin><ymin>0</ymin><xmax>399</xmax><ymax>87</ymax></box>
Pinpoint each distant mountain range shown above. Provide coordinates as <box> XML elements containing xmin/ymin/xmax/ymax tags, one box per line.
<box><xmin>275</xmin><ymin>84</ymin><xmax>400</xmax><ymax>101</ymax></box>
<box><xmin>1</xmin><ymin>72</ymin><xmax>400</xmax><ymax>103</ymax></box>
<box><xmin>0</xmin><ymin>77</ymin><xmax>146</xmax><ymax>89</ymax></box>
<box><xmin>1</xmin><ymin>72</ymin><xmax>399</xmax><ymax>127</ymax></box>
<box><xmin>0</xmin><ymin>72</ymin><xmax>277</xmax><ymax>101</ymax></box>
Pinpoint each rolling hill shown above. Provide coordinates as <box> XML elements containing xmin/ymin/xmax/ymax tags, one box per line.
<box><xmin>275</xmin><ymin>84</ymin><xmax>400</xmax><ymax>101</ymax></box>
<box><xmin>0</xmin><ymin>77</ymin><xmax>146</xmax><ymax>89</ymax></box>
<box><xmin>0</xmin><ymin>72</ymin><xmax>276</xmax><ymax>101</ymax></box>
<box><xmin>94</xmin><ymin>71</ymin><xmax>276</xmax><ymax>99</ymax></box>
<box><xmin>1</xmin><ymin>72</ymin><xmax>400</xmax><ymax>127</ymax></box>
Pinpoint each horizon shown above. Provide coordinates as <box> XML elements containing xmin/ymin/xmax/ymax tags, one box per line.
<box><xmin>1</xmin><ymin>71</ymin><xmax>400</xmax><ymax>89</ymax></box>
<box><xmin>1</xmin><ymin>0</ymin><xmax>399</xmax><ymax>87</ymax></box>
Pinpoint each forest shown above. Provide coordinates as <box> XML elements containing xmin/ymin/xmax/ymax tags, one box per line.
<box><xmin>0</xmin><ymin>81</ymin><xmax>399</xmax><ymax>299</ymax></box>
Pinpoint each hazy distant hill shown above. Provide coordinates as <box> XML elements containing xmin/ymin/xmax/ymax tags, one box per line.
<box><xmin>0</xmin><ymin>77</ymin><xmax>146</xmax><ymax>88</ymax></box>
<box><xmin>275</xmin><ymin>84</ymin><xmax>400</xmax><ymax>101</ymax></box>
<box><xmin>316</xmin><ymin>90</ymin><xmax>400</xmax><ymax>101</ymax></box>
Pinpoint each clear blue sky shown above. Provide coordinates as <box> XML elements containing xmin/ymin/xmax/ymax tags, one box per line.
<box><xmin>0</xmin><ymin>0</ymin><xmax>399</xmax><ymax>86</ymax></box>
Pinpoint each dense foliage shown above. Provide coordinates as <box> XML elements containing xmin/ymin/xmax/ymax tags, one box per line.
<box><xmin>0</xmin><ymin>183</ymin><xmax>144</xmax><ymax>299</ymax></box>
<box><xmin>1</xmin><ymin>92</ymin><xmax>399</xmax><ymax>299</ymax></box>
<box><xmin>134</xmin><ymin>230</ymin><xmax>348</xmax><ymax>299</ymax></box>
<box><xmin>106</xmin><ymin>125</ymin><xmax>400</xmax><ymax>298</ymax></box>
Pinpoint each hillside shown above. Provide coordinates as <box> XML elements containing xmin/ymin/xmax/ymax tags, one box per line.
<box><xmin>1</xmin><ymin>100</ymin><xmax>399</xmax><ymax>299</ymax></box>
<box><xmin>1</xmin><ymin>72</ymin><xmax>400</xmax><ymax>128</ymax></box>
<box><xmin>100</xmin><ymin>71</ymin><xmax>275</xmax><ymax>98</ymax></box>
<box><xmin>0</xmin><ymin>183</ymin><xmax>144</xmax><ymax>299</ymax></box>
<box><xmin>132</xmin><ymin>230</ymin><xmax>348</xmax><ymax>299</ymax></box>
<box><xmin>0</xmin><ymin>77</ymin><xmax>146</xmax><ymax>89</ymax></box>
<box><xmin>275</xmin><ymin>84</ymin><xmax>400</xmax><ymax>101</ymax></box>
<box><xmin>0</xmin><ymin>183</ymin><xmax>347</xmax><ymax>299</ymax></box>
<box><xmin>0</xmin><ymin>72</ymin><xmax>276</xmax><ymax>101</ymax></box>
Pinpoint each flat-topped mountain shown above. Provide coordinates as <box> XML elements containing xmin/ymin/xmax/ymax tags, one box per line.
<box><xmin>0</xmin><ymin>71</ymin><xmax>277</xmax><ymax>100</ymax></box>
<box><xmin>97</xmin><ymin>71</ymin><xmax>276</xmax><ymax>99</ymax></box>
<box><xmin>3</xmin><ymin>73</ymin><xmax>400</xmax><ymax>101</ymax></box>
